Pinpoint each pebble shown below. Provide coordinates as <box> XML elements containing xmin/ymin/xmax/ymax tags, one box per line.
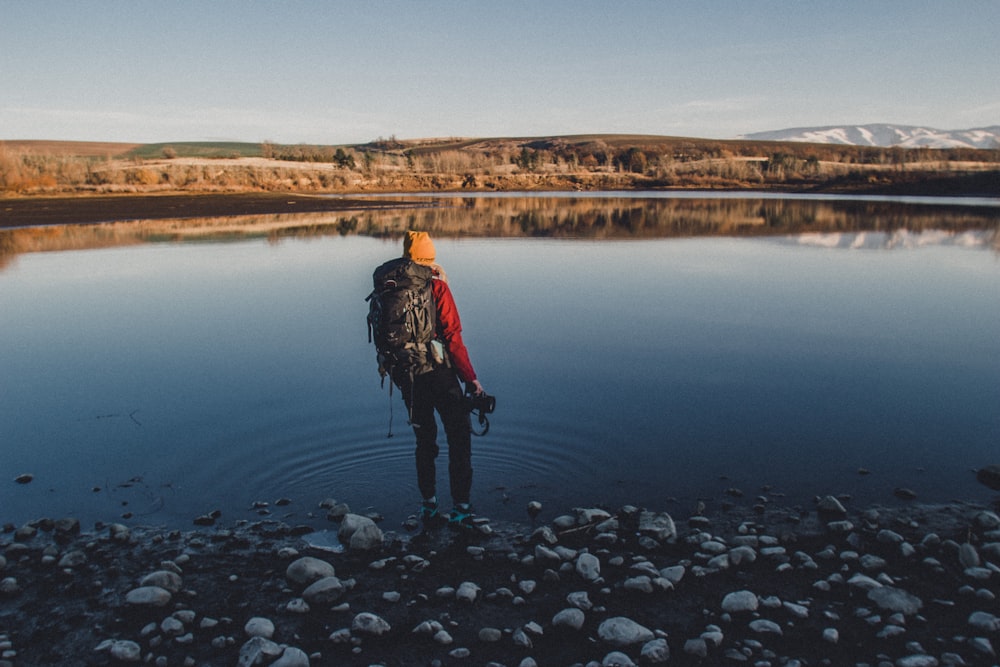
<box><xmin>552</xmin><ymin>607</ymin><xmax>585</xmax><ymax>630</ymax></box>
<box><xmin>597</xmin><ymin>617</ymin><xmax>654</xmax><ymax>647</ymax></box>
<box><xmin>286</xmin><ymin>556</ymin><xmax>335</xmax><ymax>585</ymax></box>
<box><xmin>721</xmin><ymin>590</ymin><xmax>759</xmax><ymax>613</ymax></box>
<box><xmin>4</xmin><ymin>492</ymin><xmax>1000</xmax><ymax>667</ymax></box>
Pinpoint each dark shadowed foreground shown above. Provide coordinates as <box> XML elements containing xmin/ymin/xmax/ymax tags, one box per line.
<box><xmin>3</xmin><ymin>495</ymin><xmax>1000</xmax><ymax>666</ymax></box>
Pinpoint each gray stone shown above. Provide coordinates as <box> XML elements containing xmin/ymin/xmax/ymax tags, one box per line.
<box><xmin>244</xmin><ymin>617</ymin><xmax>275</xmax><ymax>639</ymax></box>
<box><xmin>816</xmin><ymin>495</ymin><xmax>847</xmax><ymax>516</ymax></box>
<box><xmin>140</xmin><ymin>570</ymin><xmax>183</xmax><ymax>593</ymax></box>
<box><xmin>478</xmin><ymin>627</ymin><xmax>503</xmax><ymax>642</ymax></box>
<box><xmin>641</xmin><ymin>638</ymin><xmax>670</xmax><ymax>663</ymax></box>
<box><xmin>338</xmin><ymin>514</ymin><xmax>383</xmax><ymax>551</ymax></box>
<box><xmin>637</xmin><ymin>511</ymin><xmax>676</xmax><ymax>541</ymax></box>
<box><xmin>959</xmin><ymin>543</ymin><xmax>981</xmax><ymax>568</ymax></box>
<box><xmin>623</xmin><ymin>576</ymin><xmax>653</xmax><ymax>593</ymax></box>
<box><xmin>456</xmin><ymin>581</ymin><xmax>480</xmax><ymax>603</ymax></box>
<box><xmin>969</xmin><ymin>611</ymin><xmax>1000</xmax><ymax>632</ymax></box>
<box><xmin>125</xmin><ymin>586</ymin><xmax>171</xmax><ymax>607</ymax></box>
<box><xmin>271</xmin><ymin>646</ymin><xmax>310</xmax><ymax>667</ymax></box>
<box><xmin>286</xmin><ymin>556</ymin><xmax>335</xmax><ymax>586</ymax></box>
<box><xmin>868</xmin><ymin>586</ymin><xmax>923</xmax><ymax>615</ymax></box>
<box><xmin>238</xmin><ymin>637</ymin><xmax>283</xmax><ymax>667</ymax></box>
<box><xmin>602</xmin><ymin>651</ymin><xmax>637</xmax><ymax>667</ymax></box>
<box><xmin>895</xmin><ymin>655</ymin><xmax>940</xmax><ymax>667</ymax></box>
<box><xmin>659</xmin><ymin>565</ymin><xmax>685</xmax><ymax>584</ymax></box>
<box><xmin>57</xmin><ymin>550</ymin><xmax>87</xmax><ymax>568</ymax></box>
<box><xmin>302</xmin><ymin>576</ymin><xmax>345</xmax><ymax>605</ymax></box>
<box><xmin>749</xmin><ymin>619</ymin><xmax>782</xmax><ymax>635</ymax></box>
<box><xmin>108</xmin><ymin>639</ymin><xmax>141</xmax><ymax>662</ymax></box>
<box><xmin>552</xmin><ymin>607</ymin><xmax>586</xmax><ymax>630</ymax></box>
<box><xmin>683</xmin><ymin>637</ymin><xmax>708</xmax><ymax>658</ymax></box>
<box><xmin>576</xmin><ymin>553</ymin><xmax>601</xmax><ymax>582</ymax></box>
<box><xmin>721</xmin><ymin>590</ymin><xmax>759</xmax><ymax>613</ymax></box>
<box><xmin>352</xmin><ymin>612</ymin><xmax>391</xmax><ymax>636</ymax></box>
<box><xmin>597</xmin><ymin>617</ymin><xmax>654</xmax><ymax>647</ymax></box>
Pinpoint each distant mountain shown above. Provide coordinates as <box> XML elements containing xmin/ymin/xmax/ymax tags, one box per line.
<box><xmin>741</xmin><ymin>124</ymin><xmax>1000</xmax><ymax>149</ymax></box>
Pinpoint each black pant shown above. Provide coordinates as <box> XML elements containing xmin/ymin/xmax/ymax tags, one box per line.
<box><xmin>393</xmin><ymin>366</ymin><xmax>473</xmax><ymax>506</ymax></box>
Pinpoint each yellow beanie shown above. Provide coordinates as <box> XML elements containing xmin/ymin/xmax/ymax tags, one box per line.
<box><xmin>403</xmin><ymin>231</ymin><xmax>436</xmax><ymax>265</ymax></box>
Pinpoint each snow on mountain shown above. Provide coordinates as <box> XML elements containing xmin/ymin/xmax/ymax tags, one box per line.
<box><xmin>741</xmin><ymin>124</ymin><xmax>1000</xmax><ymax>149</ymax></box>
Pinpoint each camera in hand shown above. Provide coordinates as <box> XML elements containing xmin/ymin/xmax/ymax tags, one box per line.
<box><xmin>465</xmin><ymin>391</ymin><xmax>496</xmax><ymax>415</ymax></box>
<box><xmin>464</xmin><ymin>390</ymin><xmax>496</xmax><ymax>436</ymax></box>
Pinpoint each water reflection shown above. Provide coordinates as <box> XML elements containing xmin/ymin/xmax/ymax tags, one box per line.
<box><xmin>1</xmin><ymin>194</ymin><xmax>999</xmax><ymax>530</ymax></box>
<box><xmin>3</xmin><ymin>194</ymin><xmax>998</xmax><ymax>271</ymax></box>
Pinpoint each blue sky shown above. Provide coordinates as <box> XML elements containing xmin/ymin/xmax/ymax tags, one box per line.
<box><xmin>2</xmin><ymin>0</ymin><xmax>998</xmax><ymax>144</ymax></box>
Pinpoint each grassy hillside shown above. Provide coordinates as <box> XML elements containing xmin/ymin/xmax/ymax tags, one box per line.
<box><xmin>2</xmin><ymin>134</ymin><xmax>998</xmax><ymax>197</ymax></box>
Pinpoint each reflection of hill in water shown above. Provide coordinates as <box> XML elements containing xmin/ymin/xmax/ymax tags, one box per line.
<box><xmin>3</xmin><ymin>196</ymin><xmax>999</xmax><ymax>267</ymax></box>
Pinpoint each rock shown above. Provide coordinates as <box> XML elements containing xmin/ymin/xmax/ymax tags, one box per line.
<box><xmin>567</xmin><ymin>590</ymin><xmax>593</xmax><ymax>610</ymax></box>
<box><xmin>602</xmin><ymin>651</ymin><xmax>637</xmax><ymax>667</ymax></box>
<box><xmin>527</xmin><ymin>501</ymin><xmax>542</xmax><ymax>518</ymax></box>
<box><xmin>352</xmin><ymin>612</ymin><xmax>391</xmax><ymax>636</ymax></box>
<box><xmin>338</xmin><ymin>514</ymin><xmax>383</xmax><ymax>551</ymax></box>
<box><xmin>302</xmin><ymin>576</ymin><xmax>345</xmax><ymax>605</ymax></box>
<box><xmin>749</xmin><ymin>619</ymin><xmax>782</xmax><ymax>635</ymax></box>
<box><xmin>125</xmin><ymin>586</ymin><xmax>171</xmax><ymax>607</ymax></box>
<box><xmin>478</xmin><ymin>627</ymin><xmax>502</xmax><ymax>642</ymax></box>
<box><xmin>108</xmin><ymin>639</ymin><xmax>141</xmax><ymax>662</ymax></box>
<box><xmin>637</xmin><ymin>511</ymin><xmax>676</xmax><ymax>541</ymax></box>
<box><xmin>14</xmin><ymin>474</ymin><xmax>33</xmax><ymax>484</ymax></box>
<box><xmin>552</xmin><ymin>607</ymin><xmax>585</xmax><ymax>630</ymax></box>
<box><xmin>816</xmin><ymin>495</ymin><xmax>847</xmax><ymax>516</ymax></box>
<box><xmin>683</xmin><ymin>637</ymin><xmax>708</xmax><ymax>658</ymax></box>
<box><xmin>597</xmin><ymin>617</ymin><xmax>654</xmax><ymax>647</ymax></box>
<box><xmin>140</xmin><ymin>570</ymin><xmax>183</xmax><ymax>593</ymax></box>
<box><xmin>848</xmin><ymin>574</ymin><xmax>883</xmax><ymax>591</ymax></box>
<box><xmin>244</xmin><ymin>617</ymin><xmax>275</xmax><ymax>639</ymax></box>
<box><xmin>969</xmin><ymin>611</ymin><xmax>1000</xmax><ymax>632</ymax></box>
<box><xmin>895</xmin><ymin>656</ymin><xmax>940</xmax><ymax>667</ymax></box>
<box><xmin>641</xmin><ymin>637</ymin><xmax>670</xmax><ymax>663</ymax></box>
<box><xmin>721</xmin><ymin>590</ymin><xmax>759</xmax><ymax>613</ymax></box>
<box><xmin>823</xmin><ymin>627</ymin><xmax>839</xmax><ymax>643</ymax></box>
<box><xmin>977</xmin><ymin>465</ymin><xmax>1000</xmax><ymax>491</ymax></box>
<box><xmin>238</xmin><ymin>637</ymin><xmax>283</xmax><ymax>667</ymax></box>
<box><xmin>659</xmin><ymin>565</ymin><xmax>685</xmax><ymax>584</ymax></box>
<box><xmin>272</xmin><ymin>646</ymin><xmax>310</xmax><ymax>667</ymax></box>
<box><xmin>959</xmin><ymin>543</ymin><xmax>980</xmax><ymax>568</ymax></box>
<box><xmin>868</xmin><ymin>586</ymin><xmax>923</xmax><ymax>615</ymax></box>
<box><xmin>286</xmin><ymin>556</ymin><xmax>336</xmax><ymax>586</ymax></box>
<box><xmin>624</xmin><ymin>576</ymin><xmax>653</xmax><ymax>593</ymax></box>
<box><xmin>456</xmin><ymin>581</ymin><xmax>480</xmax><ymax>603</ymax></box>
<box><xmin>57</xmin><ymin>550</ymin><xmax>87</xmax><ymax>568</ymax></box>
<box><xmin>576</xmin><ymin>553</ymin><xmax>601</xmax><ymax>582</ymax></box>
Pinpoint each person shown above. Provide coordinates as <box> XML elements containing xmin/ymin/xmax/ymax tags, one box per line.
<box><xmin>390</xmin><ymin>231</ymin><xmax>485</xmax><ymax>528</ymax></box>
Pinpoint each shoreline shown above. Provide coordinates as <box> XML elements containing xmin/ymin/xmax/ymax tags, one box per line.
<box><xmin>0</xmin><ymin>192</ymin><xmax>415</xmax><ymax>229</ymax></box>
<box><xmin>4</xmin><ymin>185</ymin><xmax>998</xmax><ymax>230</ymax></box>
<box><xmin>3</xmin><ymin>495</ymin><xmax>1000</xmax><ymax>666</ymax></box>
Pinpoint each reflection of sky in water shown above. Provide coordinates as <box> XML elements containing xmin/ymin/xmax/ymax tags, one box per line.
<box><xmin>1</xmin><ymin>223</ymin><xmax>998</xmax><ymax>529</ymax></box>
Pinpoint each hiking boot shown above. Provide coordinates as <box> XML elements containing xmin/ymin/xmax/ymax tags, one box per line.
<box><xmin>418</xmin><ymin>500</ymin><xmax>445</xmax><ymax>526</ymax></box>
<box><xmin>448</xmin><ymin>504</ymin><xmax>476</xmax><ymax>530</ymax></box>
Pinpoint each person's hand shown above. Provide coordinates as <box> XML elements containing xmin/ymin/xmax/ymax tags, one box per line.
<box><xmin>469</xmin><ymin>379</ymin><xmax>485</xmax><ymax>396</ymax></box>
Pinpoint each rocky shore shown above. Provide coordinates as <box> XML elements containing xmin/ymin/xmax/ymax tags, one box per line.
<box><xmin>3</xmin><ymin>494</ymin><xmax>1000</xmax><ymax>667</ymax></box>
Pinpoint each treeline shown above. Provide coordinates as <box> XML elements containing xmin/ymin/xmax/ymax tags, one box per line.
<box><xmin>2</xmin><ymin>134</ymin><xmax>999</xmax><ymax>196</ymax></box>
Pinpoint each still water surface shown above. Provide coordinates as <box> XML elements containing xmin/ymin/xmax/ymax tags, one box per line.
<box><xmin>1</xmin><ymin>194</ymin><xmax>998</xmax><ymax>529</ymax></box>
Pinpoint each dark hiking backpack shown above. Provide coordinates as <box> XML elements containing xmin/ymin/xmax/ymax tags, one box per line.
<box><xmin>366</xmin><ymin>257</ymin><xmax>439</xmax><ymax>379</ymax></box>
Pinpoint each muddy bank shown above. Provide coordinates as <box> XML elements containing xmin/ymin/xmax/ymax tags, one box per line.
<box><xmin>3</xmin><ymin>495</ymin><xmax>1000</xmax><ymax>666</ymax></box>
<box><xmin>0</xmin><ymin>193</ymin><xmax>410</xmax><ymax>228</ymax></box>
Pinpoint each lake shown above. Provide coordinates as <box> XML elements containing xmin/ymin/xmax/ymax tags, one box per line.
<box><xmin>1</xmin><ymin>193</ymin><xmax>998</xmax><ymax>531</ymax></box>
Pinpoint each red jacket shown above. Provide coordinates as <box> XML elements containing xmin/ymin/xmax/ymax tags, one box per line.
<box><xmin>431</xmin><ymin>275</ymin><xmax>477</xmax><ymax>384</ymax></box>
